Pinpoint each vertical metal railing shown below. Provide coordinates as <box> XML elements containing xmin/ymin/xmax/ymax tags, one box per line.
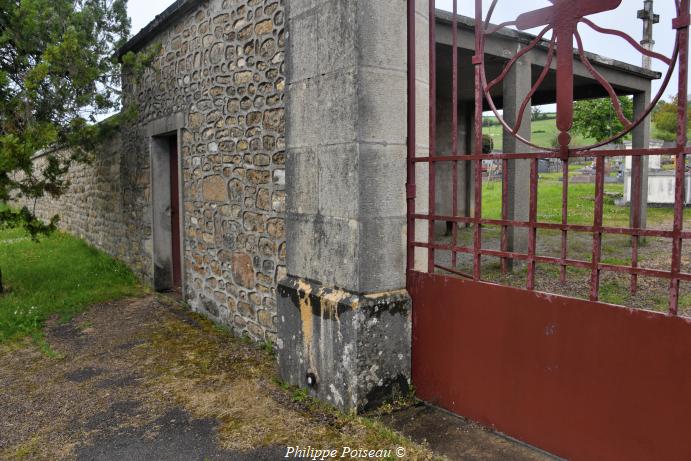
<box><xmin>407</xmin><ymin>0</ymin><xmax>691</xmax><ymax>315</ymax></box>
<box><xmin>473</xmin><ymin>0</ymin><xmax>484</xmax><ymax>281</ymax></box>
<box><xmin>670</xmin><ymin>0</ymin><xmax>690</xmax><ymax>314</ymax></box>
<box><xmin>451</xmin><ymin>0</ymin><xmax>459</xmax><ymax>269</ymax></box>
<box><xmin>590</xmin><ymin>156</ymin><xmax>606</xmax><ymax>301</ymax></box>
<box><xmin>428</xmin><ymin>0</ymin><xmax>437</xmax><ymax>274</ymax></box>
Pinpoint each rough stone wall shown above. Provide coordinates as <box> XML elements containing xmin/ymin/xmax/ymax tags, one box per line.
<box><xmin>18</xmin><ymin>0</ymin><xmax>286</xmax><ymax>343</ymax></box>
<box><xmin>14</xmin><ymin>136</ymin><xmax>149</xmax><ymax>278</ymax></box>
<box><xmin>121</xmin><ymin>0</ymin><xmax>286</xmax><ymax>342</ymax></box>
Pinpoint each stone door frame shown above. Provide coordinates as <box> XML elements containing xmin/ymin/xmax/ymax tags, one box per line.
<box><xmin>148</xmin><ymin>113</ymin><xmax>186</xmax><ymax>296</ymax></box>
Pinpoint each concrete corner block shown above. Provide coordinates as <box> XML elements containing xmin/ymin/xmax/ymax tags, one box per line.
<box><xmin>358</xmin><ymin>217</ymin><xmax>407</xmax><ymax>292</ymax></box>
<box><xmin>277</xmin><ymin>276</ymin><xmax>412</xmax><ymax>413</ymax></box>
<box><xmin>357</xmin><ymin>67</ymin><xmax>407</xmax><ymax>144</ymax></box>
<box><xmin>317</xmin><ymin>0</ymin><xmax>357</xmax><ymax>75</ymax></box>
<box><xmin>286</xmin><ymin>213</ymin><xmax>360</xmax><ymax>291</ymax></box>
<box><xmin>356</xmin><ymin>0</ymin><xmax>407</xmax><ymax>71</ymax></box>
<box><xmin>286</xmin><ymin>10</ymin><xmax>319</xmax><ymax>83</ymax></box>
<box><xmin>286</xmin><ymin>71</ymin><xmax>358</xmax><ymax>149</ymax></box>
<box><xmin>318</xmin><ymin>143</ymin><xmax>359</xmax><ymax>219</ymax></box>
<box><xmin>285</xmin><ymin>213</ymin><xmax>318</xmax><ymax>282</ymax></box>
<box><xmin>286</xmin><ymin>148</ymin><xmax>318</xmax><ymax>215</ymax></box>
<box><xmin>287</xmin><ymin>0</ymin><xmax>320</xmax><ymax>19</ymax></box>
<box><xmin>358</xmin><ymin>144</ymin><xmax>406</xmax><ymax>218</ymax></box>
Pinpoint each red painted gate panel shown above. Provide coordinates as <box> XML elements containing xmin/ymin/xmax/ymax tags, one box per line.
<box><xmin>410</xmin><ymin>271</ymin><xmax>691</xmax><ymax>460</ymax></box>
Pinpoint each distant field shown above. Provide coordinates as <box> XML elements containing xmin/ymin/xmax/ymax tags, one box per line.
<box><xmin>480</xmin><ymin>113</ymin><xmax>688</xmax><ymax>151</ymax></box>
<box><xmin>483</xmin><ymin>115</ymin><xmax>594</xmax><ymax>150</ymax></box>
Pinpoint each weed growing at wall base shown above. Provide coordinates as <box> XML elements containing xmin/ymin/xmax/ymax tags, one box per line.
<box><xmin>0</xmin><ymin>227</ymin><xmax>144</xmax><ymax>341</ymax></box>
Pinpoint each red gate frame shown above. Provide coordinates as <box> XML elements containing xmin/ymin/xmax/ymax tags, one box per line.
<box><xmin>407</xmin><ymin>1</ymin><xmax>691</xmax><ymax>459</ymax></box>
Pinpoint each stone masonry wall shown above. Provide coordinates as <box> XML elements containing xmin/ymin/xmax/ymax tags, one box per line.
<box><xmin>120</xmin><ymin>0</ymin><xmax>286</xmax><ymax>342</ymax></box>
<box><xmin>21</xmin><ymin>0</ymin><xmax>286</xmax><ymax>343</ymax></box>
<box><xmin>14</xmin><ymin>136</ymin><xmax>152</xmax><ymax>280</ymax></box>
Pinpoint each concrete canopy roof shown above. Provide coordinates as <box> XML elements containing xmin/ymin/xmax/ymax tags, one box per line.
<box><xmin>434</xmin><ymin>10</ymin><xmax>662</xmax><ymax>108</ymax></box>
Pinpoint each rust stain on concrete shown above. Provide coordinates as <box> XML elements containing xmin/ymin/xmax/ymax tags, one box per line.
<box><xmin>297</xmin><ymin>280</ymin><xmax>317</xmax><ymax>373</ymax></box>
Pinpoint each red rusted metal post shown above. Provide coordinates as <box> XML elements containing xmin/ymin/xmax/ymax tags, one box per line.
<box><xmin>591</xmin><ymin>156</ymin><xmax>605</xmax><ymax>301</ymax></box>
<box><xmin>501</xmin><ymin>156</ymin><xmax>509</xmax><ymax>273</ymax></box>
<box><xmin>670</xmin><ymin>0</ymin><xmax>690</xmax><ymax>314</ymax></box>
<box><xmin>473</xmin><ymin>0</ymin><xmax>484</xmax><ymax>280</ymax></box>
<box><xmin>527</xmin><ymin>158</ymin><xmax>538</xmax><ymax>290</ymax></box>
<box><xmin>428</xmin><ymin>0</ymin><xmax>437</xmax><ymax>274</ymax></box>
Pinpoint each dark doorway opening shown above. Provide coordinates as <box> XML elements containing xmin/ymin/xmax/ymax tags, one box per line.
<box><xmin>152</xmin><ymin>132</ymin><xmax>183</xmax><ymax>295</ymax></box>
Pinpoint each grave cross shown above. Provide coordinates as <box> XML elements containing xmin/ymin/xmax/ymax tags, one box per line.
<box><xmin>516</xmin><ymin>0</ymin><xmax>623</xmax><ymax>149</ymax></box>
<box><xmin>638</xmin><ymin>0</ymin><xmax>660</xmax><ymax>70</ymax></box>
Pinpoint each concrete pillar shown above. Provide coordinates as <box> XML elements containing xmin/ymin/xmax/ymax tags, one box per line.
<box><xmin>435</xmin><ymin>94</ymin><xmax>469</xmax><ymax>236</ymax></box>
<box><xmin>631</xmin><ymin>89</ymin><xmax>651</xmax><ymax>230</ymax></box>
<box><xmin>278</xmin><ymin>0</ymin><xmax>412</xmax><ymax>412</ymax></box>
<box><xmin>502</xmin><ymin>49</ymin><xmax>532</xmax><ymax>256</ymax></box>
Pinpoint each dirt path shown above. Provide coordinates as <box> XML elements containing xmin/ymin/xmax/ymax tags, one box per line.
<box><xmin>0</xmin><ymin>296</ymin><xmax>552</xmax><ymax>461</ymax></box>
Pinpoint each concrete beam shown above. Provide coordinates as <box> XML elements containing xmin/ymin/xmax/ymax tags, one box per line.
<box><xmin>435</xmin><ymin>95</ymin><xmax>470</xmax><ymax>237</ymax></box>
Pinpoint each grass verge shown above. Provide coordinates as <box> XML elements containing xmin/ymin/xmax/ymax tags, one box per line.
<box><xmin>0</xmin><ymin>226</ymin><xmax>144</xmax><ymax>341</ymax></box>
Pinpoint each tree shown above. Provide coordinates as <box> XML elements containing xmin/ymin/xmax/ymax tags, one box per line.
<box><xmin>0</xmin><ymin>0</ymin><xmax>131</xmax><ymax>292</ymax></box>
<box><xmin>482</xmin><ymin>134</ymin><xmax>493</xmax><ymax>154</ymax></box>
<box><xmin>572</xmin><ymin>96</ymin><xmax>634</xmax><ymax>143</ymax></box>
<box><xmin>531</xmin><ymin>106</ymin><xmax>543</xmax><ymax>121</ymax></box>
<box><xmin>653</xmin><ymin>96</ymin><xmax>691</xmax><ymax>142</ymax></box>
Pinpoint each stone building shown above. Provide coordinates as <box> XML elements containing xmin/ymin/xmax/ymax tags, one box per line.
<box><xmin>26</xmin><ymin>0</ymin><xmax>288</xmax><ymax>344</ymax></box>
<box><xmin>16</xmin><ymin>1</ymin><xmax>660</xmax><ymax>412</ymax></box>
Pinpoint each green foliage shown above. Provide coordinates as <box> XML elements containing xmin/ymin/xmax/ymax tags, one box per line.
<box><xmin>120</xmin><ymin>42</ymin><xmax>162</xmax><ymax>83</ymax></box>
<box><xmin>0</xmin><ymin>0</ymin><xmax>130</xmax><ymax>237</ymax></box>
<box><xmin>484</xmin><ymin>115</ymin><xmax>594</xmax><ymax>150</ymax></box>
<box><xmin>0</xmin><ymin>205</ymin><xmax>58</xmax><ymax>237</ymax></box>
<box><xmin>291</xmin><ymin>387</ymin><xmax>310</xmax><ymax>403</ymax></box>
<box><xmin>0</xmin><ymin>226</ymin><xmax>143</xmax><ymax>341</ymax></box>
<box><xmin>482</xmin><ymin>133</ymin><xmax>493</xmax><ymax>153</ymax></box>
<box><xmin>572</xmin><ymin>96</ymin><xmax>634</xmax><ymax>143</ymax></box>
<box><xmin>261</xmin><ymin>338</ymin><xmax>275</xmax><ymax>355</ymax></box>
<box><xmin>653</xmin><ymin>96</ymin><xmax>691</xmax><ymax>142</ymax></box>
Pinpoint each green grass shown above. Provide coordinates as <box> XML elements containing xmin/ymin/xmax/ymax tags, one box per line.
<box><xmin>0</xmin><ymin>226</ymin><xmax>144</xmax><ymax>341</ymax></box>
<box><xmin>482</xmin><ymin>114</ymin><xmax>682</xmax><ymax>150</ymax></box>
<box><xmin>483</xmin><ymin>116</ymin><xmax>596</xmax><ymax>150</ymax></box>
<box><xmin>480</xmin><ymin>162</ymin><xmax>673</xmax><ymax>227</ymax></box>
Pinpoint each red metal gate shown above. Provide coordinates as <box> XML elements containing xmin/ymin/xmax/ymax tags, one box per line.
<box><xmin>407</xmin><ymin>1</ymin><xmax>691</xmax><ymax>459</ymax></box>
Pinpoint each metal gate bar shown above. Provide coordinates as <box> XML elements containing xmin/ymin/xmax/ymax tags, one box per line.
<box><xmin>428</xmin><ymin>0</ymin><xmax>437</xmax><ymax>275</ymax></box>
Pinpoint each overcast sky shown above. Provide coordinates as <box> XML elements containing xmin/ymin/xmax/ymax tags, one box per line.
<box><xmin>128</xmin><ymin>0</ymin><xmax>684</xmax><ymax>102</ymax></box>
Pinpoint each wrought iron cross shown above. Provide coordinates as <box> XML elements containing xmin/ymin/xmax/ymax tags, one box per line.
<box><xmin>516</xmin><ymin>0</ymin><xmax>623</xmax><ymax>151</ymax></box>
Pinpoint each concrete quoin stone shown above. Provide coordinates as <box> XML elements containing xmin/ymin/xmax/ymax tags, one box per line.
<box><xmin>281</xmin><ymin>0</ymin><xmax>411</xmax><ymax>412</ymax></box>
